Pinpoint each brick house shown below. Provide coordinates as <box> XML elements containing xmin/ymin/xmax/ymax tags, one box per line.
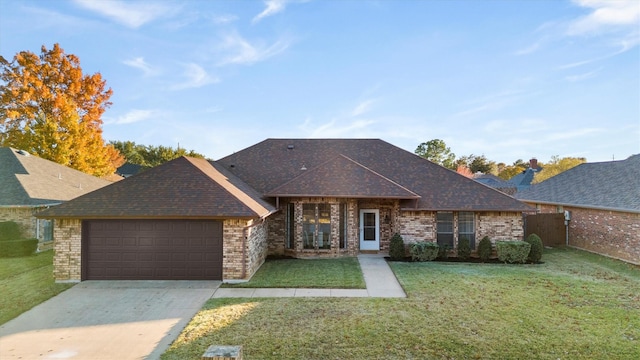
<box><xmin>39</xmin><ymin>139</ymin><xmax>533</xmax><ymax>282</ymax></box>
<box><xmin>0</xmin><ymin>147</ymin><xmax>111</xmax><ymax>250</ymax></box>
<box><xmin>516</xmin><ymin>154</ymin><xmax>640</xmax><ymax>265</ymax></box>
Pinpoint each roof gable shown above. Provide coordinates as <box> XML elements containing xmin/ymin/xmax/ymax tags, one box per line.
<box><xmin>219</xmin><ymin>139</ymin><xmax>532</xmax><ymax>212</ymax></box>
<box><xmin>39</xmin><ymin>156</ymin><xmax>275</xmax><ymax>219</ymax></box>
<box><xmin>266</xmin><ymin>154</ymin><xmax>420</xmax><ymax>199</ymax></box>
<box><xmin>516</xmin><ymin>154</ymin><xmax>640</xmax><ymax>212</ymax></box>
<box><xmin>0</xmin><ymin>147</ymin><xmax>111</xmax><ymax>206</ymax></box>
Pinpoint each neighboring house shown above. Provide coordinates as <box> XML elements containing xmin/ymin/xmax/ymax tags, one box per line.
<box><xmin>0</xmin><ymin>147</ymin><xmax>111</xmax><ymax>250</ymax></box>
<box><xmin>473</xmin><ymin>173</ymin><xmax>517</xmax><ymax>195</ymax></box>
<box><xmin>116</xmin><ymin>162</ymin><xmax>144</xmax><ymax>178</ymax></box>
<box><xmin>509</xmin><ymin>158</ymin><xmax>542</xmax><ymax>191</ymax></box>
<box><xmin>39</xmin><ymin>139</ymin><xmax>533</xmax><ymax>282</ymax></box>
<box><xmin>516</xmin><ymin>155</ymin><xmax>640</xmax><ymax>265</ymax></box>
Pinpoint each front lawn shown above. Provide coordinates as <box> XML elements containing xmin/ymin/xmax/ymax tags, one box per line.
<box><xmin>0</xmin><ymin>251</ymin><xmax>74</xmax><ymax>325</ymax></box>
<box><xmin>164</xmin><ymin>248</ymin><xmax>640</xmax><ymax>359</ymax></box>
<box><xmin>221</xmin><ymin>257</ymin><xmax>366</xmax><ymax>289</ymax></box>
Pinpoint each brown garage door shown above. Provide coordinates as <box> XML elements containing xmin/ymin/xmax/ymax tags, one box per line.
<box><xmin>83</xmin><ymin>220</ymin><xmax>223</xmax><ymax>280</ymax></box>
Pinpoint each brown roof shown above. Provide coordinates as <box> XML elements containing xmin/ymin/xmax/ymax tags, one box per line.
<box><xmin>267</xmin><ymin>154</ymin><xmax>420</xmax><ymax>199</ymax></box>
<box><xmin>0</xmin><ymin>147</ymin><xmax>111</xmax><ymax>207</ymax></box>
<box><xmin>38</xmin><ymin>156</ymin><xmax>275</xmax><ymax>219</ymax></box>
<box><xmin>219</xmin><ymin>139</ymin><xmax>532</xmax><ymax>212</ymax></box>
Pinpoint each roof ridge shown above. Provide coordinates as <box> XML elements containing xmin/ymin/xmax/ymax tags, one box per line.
<box><xmin>184</xmin><ymin>156</ymin><xmax>272</xmax><ymax>218</ymax></box>
<box><xmin>337</xmin><ymin>154</ymin><xmax>421</xmax><ymax>197</ymax></box>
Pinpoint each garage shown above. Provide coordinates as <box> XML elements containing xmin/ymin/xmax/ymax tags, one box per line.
<box><xmin>83</xmin><ymin>219</ymin><xmax>223</xmax><ymax>280</ymax></box>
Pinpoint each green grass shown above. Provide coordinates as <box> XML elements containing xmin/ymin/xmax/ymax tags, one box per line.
<box><xmin>0</xmin><ymin>251</ymin><xmax>74</xmax><ymax>325</ymax></box>
<box><xmin>221</xmin><ymin>257</ymin><xmax>366</xmax><ymax>289</ymax></box>
<box><xmin>164</xmin><ymin>248</ymin><xmax>640</xmax><ymax>359</ymax></box>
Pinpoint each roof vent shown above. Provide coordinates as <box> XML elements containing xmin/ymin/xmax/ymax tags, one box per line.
<box><xmin>229</xmin><ymin>164</ymin><xmax>235</xmax><ymax>168</ymax></box>
<box><xmin>17</xmin><ymin>150</ymin><xmax>30</xmax><ymax>156</ymax></box>
<box><xmin>301</xmin><ymin>164</ymin><xmax>307</xmax><ymax>171</ymax></box>
<box><xmin>287</xmin><ymin>144</ymin><xmax>294</xmax><ymax>150</ymax></box>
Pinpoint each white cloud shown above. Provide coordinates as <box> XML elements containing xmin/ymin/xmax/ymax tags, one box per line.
<box><xmin>109</xmin><ymin>109</ymin><xmax>157</xmax><ymax>125</ymax></box>
<box><xmin>454</xmin><ymin>90</ymin><xmax>526</xmax><ymax>117</ymax></box>
<box><xmin>122</xmin><ymin>57</ymin><xmax>156</xmax><ymax>76</ymax></box>
<box><xmin>216</xmin><ymin>32</ymin><xmax>291</xmax><ymax>66</ymax></box>
<box><xmin>350</xmin><ymin>99</ymin><xmax>375</xmax><ymax>117</ymax></box>
<box><xmin>73</xmin><ymin>0</ymin><xmax>176</xmax><ymax>28</ymax></box>
<box><xmin>299</xmin><ymin>117</ymin><xmax>377</xmax><ymax>138</ymax></box>
<box><xmin>567</xmin><ymin>0</ymin><xmax>640</xmax><ymax>36</ymax></box>
<box><xmin>171</xmin><ymin>63</ymin><xmax>219</xmax><ymax>90</ymax></box>
<box><xmin>565</xmin><ymin>68</ymin><xmax>601</xmax><ymax>82</ymax></box>
<box><xmin>253</xmin><ymin>0</ymin><xmax>287</xmax><ymax>23</ymax></box>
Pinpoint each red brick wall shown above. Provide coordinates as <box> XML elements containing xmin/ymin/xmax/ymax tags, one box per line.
<box><xmin>532</xmin><ymin>203</ymin><xmax>639</xmax><ymax>265</ymax></box>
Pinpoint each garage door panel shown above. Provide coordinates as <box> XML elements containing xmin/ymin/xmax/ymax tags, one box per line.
<box><xmin>84</xmin><ymin>220</ymin><xmax>223</xmax><ymax>280</ymax></box>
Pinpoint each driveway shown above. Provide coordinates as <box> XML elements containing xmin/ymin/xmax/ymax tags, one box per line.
<box><xmin>0</xmin><ymin>280</ymin><xmax>220</xmax><ymax>360</ymax></box>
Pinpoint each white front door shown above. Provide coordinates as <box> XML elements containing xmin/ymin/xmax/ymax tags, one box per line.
<box><xmin>359</xmin><ymin>209</ymin><xmax>379</xmax><ymax>251</ymax></box>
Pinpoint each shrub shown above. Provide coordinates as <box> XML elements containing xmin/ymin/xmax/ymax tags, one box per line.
<box><xmin>496</xmin><ymin>241</ymin><xmax>531</xmax><ymax>264</ymax></box>
<box><xmin>0</xmin><ymin>239</ymin><xmax>38</xmax><ymax>257</ymax></box>
<box><xmin>409</xmin><ymin>241</ymin><xmax>439</xmax><ymax>262</ymax></box>
<box><xmin>0</xmin><ymin>221</ymin><xmax>23</xmax><ymax>241</ymax></box>
<box><xmin>525</xmin><ymin>233</ymin><xmax>544</xmax><ymax>263</ymax></box>
<box><xmin>457</xmin><ymin>236</ymin><xmax>471</xmax><ymax>260</ymax></box>
<box><xmin>437</xmin><ymin>244</ymin><xmax>451</xmax><ymax>260</ymax></box>
<box><xmin>389</xmin><ymin>233</ymin><xmax>405</xmax><ymax>261</ymax></box>
<box><xmin>478</xmin><ymin>236</ymin><xmax>493</xmax><ymax>262</ymax></box>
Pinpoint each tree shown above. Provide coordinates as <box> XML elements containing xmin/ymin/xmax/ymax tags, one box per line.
<box><xmin>533</xmin><ymin>156</ymin><xmax>586</xmax><ymax>183</ymax></box>
<box><xmin>456</xmin><ymin>154</ymin><xmax>496</xmax><ymax>174</ymax></box>
<box><xmin>415</xmin><ymin>139</ymin><xmax>456</xmax><ymax>169</ymax></box>
<box><xmin>498</xmin><ymin>159</ymin><xmax>527</xmax><ymax>180</ymax></box>
<box><xmin>110</xmin><ymin>141</ymin><xmax>206</xmax><ymax>168</ymax></box>
<box><xmin>0</xmin><ymin>44</ymin><xmax>123</xmax><ymax>176</ymax></box>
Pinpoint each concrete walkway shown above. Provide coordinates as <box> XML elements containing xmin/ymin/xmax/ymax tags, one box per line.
<box><xmin>212</xmin><ymin>253</ymin><xmax>406</xmax><ymax>298</ymax></box>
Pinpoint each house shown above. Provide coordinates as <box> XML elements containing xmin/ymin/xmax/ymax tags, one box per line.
<box><xmin>509</xmin><ymin>158</ymin><xmax>542</xmax><ymax>191</ymax></box>
<box><xmin>0</xmin><ymin>147</ymin><xmax>111</xmax><ymax>250</ymax></box>
<box><xmin>116</xmin><ymin>162</ymin><xmax>144</xmax><ymax>178</ymax></box>
<box><xmin>516</xmin><ymin>155</ymin><xmax>640</xmax><ymax>265</ymax></box>
<box><xmin>473</xmin><ymin>173</ymin><xmax>517</xmax><ymax>195</ymax></box>
<box><xmin>39</xmin><ymin>139</ymin><xmax>533</xmax><ymax>282</ymax></box>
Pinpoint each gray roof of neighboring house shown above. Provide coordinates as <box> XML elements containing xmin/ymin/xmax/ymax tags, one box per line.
<box><xmin>218</xmin><ymin>139</ymin><xmax>532</xmax><ymax>212</ymax></box>
<box><xmin>38</xmin><ymin>156</ymin><xmax>275</xmax><ymax>219</ymax></box>
<box><xmin>516</xmin><ymin>154</ymin><xmax>640</xmax><ymax>213</ymax></box>
<box><xmin>0</xmin><ymin>147</ymin><xmax>111</xmax><ymax>207</ymax></box>
<box><xmin>508</xmin><ymin>168</ymin><xmax>541</xmax><ymax>190</ymax></box>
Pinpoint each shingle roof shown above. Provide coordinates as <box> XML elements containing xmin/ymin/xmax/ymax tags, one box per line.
<box><xmin>38</xmin><ymin>156</ymin><xmax>275</xmax><ymax>219</ymax></box>
<box><xmin>218</xmin><ymin>139</ymin><xmax>532</xmax><ymax>211</ymax></box>
<box><xmin>0</xmin><ymin>147</ymin><xmax>111</xmax><ymax>207</ymax></box>
<box><xmin>516</xmin><ymin>154</ymin><xmax>640</xmax><ymax>213</ymax></box>
<box><xmin>266</xmin><ymin>154</ymin><xmax>421</xmax><ymax>199</ymax></box>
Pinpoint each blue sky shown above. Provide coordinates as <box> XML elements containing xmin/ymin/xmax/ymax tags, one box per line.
<box><xmin>1</xmin><ymin>0</ymin><xmax>638</xmax><ymax>164</ymax></box>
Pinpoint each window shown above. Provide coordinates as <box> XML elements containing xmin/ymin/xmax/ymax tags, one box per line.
<box><xmin>43</xmin><ymin>219</ymin><xmax>53</xmax><ymax>242</ymax></box>
<box><xmin>302</xmin><ymin>203</ymin><xmax>332</xmax><ymax>250</ymax></box>
<box><xmin>436</xmin><ymin>212</ymin><xmax>453</xmax><ymax>248</ymax></box>
<box><xmin>286</xmin><ymin>203</ymin><xmax>295</xmax><ymax>249</ymax></box>
<box><xmin>458</xmin><ymin>212</ymin><xmax>475</xmax><ymax>249</ymax></box>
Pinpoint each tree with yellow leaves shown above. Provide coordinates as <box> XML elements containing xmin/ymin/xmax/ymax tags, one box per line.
<box><xmin>0</xmin><ymin>44</ymin><xmax>123</xmax><ymax>177</ymax></box>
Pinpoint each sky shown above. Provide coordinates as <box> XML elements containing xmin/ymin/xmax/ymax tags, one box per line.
<box><xmin>1</xmin><ymin>0</ymin><xmax>638</xmax><ymax>165</ymax></box>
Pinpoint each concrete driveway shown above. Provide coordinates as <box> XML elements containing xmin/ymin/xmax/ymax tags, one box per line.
<box><xmin>0</xmin><ymin>280</ymin><xmax>220</xmax><ymax>360</ymax></box>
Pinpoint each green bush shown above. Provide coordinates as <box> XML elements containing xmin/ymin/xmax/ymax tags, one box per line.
<box><xmin>496</xmin><ymin>241</ymin><xmax>531</xmax><ymax>264</ymax></box>
<box><xmin>437</xmin><ymin>243</ymin><xmax>451</xmax><ymax>260</ymax></box>
<box><xmin>389</xmin><ymin>233</ymin><xmax>405</xmax><ymax>261</ymax></box>
<box><xmin>457</xmin><ymin>236</ymin><xmax>471</xmax><ymax>260</ymax></box>
<box><xmin>525</xmin><ymin>233</ymin><xmax>544</xmax><ymax>263</ymax></box>
<box><xmin>478</xmin><ymin>236</ymin><xmax>493</xmax><ymax>262</ymax></box>
<box><xmin>0</xmin><ymin>239</ymin><xmax>38</xmax><ymax>257</ymax></box>
<box><xmin>409</xmin><ymin>241</ymin><xmax>439</xmax><ymax>262</ymax></box>
<box><xmin>0</xmin><ymin>221</ymin><xmax>23</xmax><ymax>241</ymax></box>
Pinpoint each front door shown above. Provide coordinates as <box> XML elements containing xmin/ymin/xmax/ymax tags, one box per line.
<box><xmin>359</xmin><ymin>209</ymin><xmax>379</xmax><ymax>251</ymax></box>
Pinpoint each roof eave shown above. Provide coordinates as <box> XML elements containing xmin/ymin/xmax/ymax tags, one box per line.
<box><xmin>518</xmin><ymin>199</ymin><xmax>640</xmax><ymax>214</ymax></box>
<box><xmin>265</xmin><ymin>193</ymin><xmax>421</xmax><ymax>199</ymax></box>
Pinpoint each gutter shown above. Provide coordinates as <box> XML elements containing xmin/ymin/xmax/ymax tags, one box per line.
<box><xmin>519</xmin><ymin>199</ymin><xmax>640</xmax><ymax>214</ymax></box>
